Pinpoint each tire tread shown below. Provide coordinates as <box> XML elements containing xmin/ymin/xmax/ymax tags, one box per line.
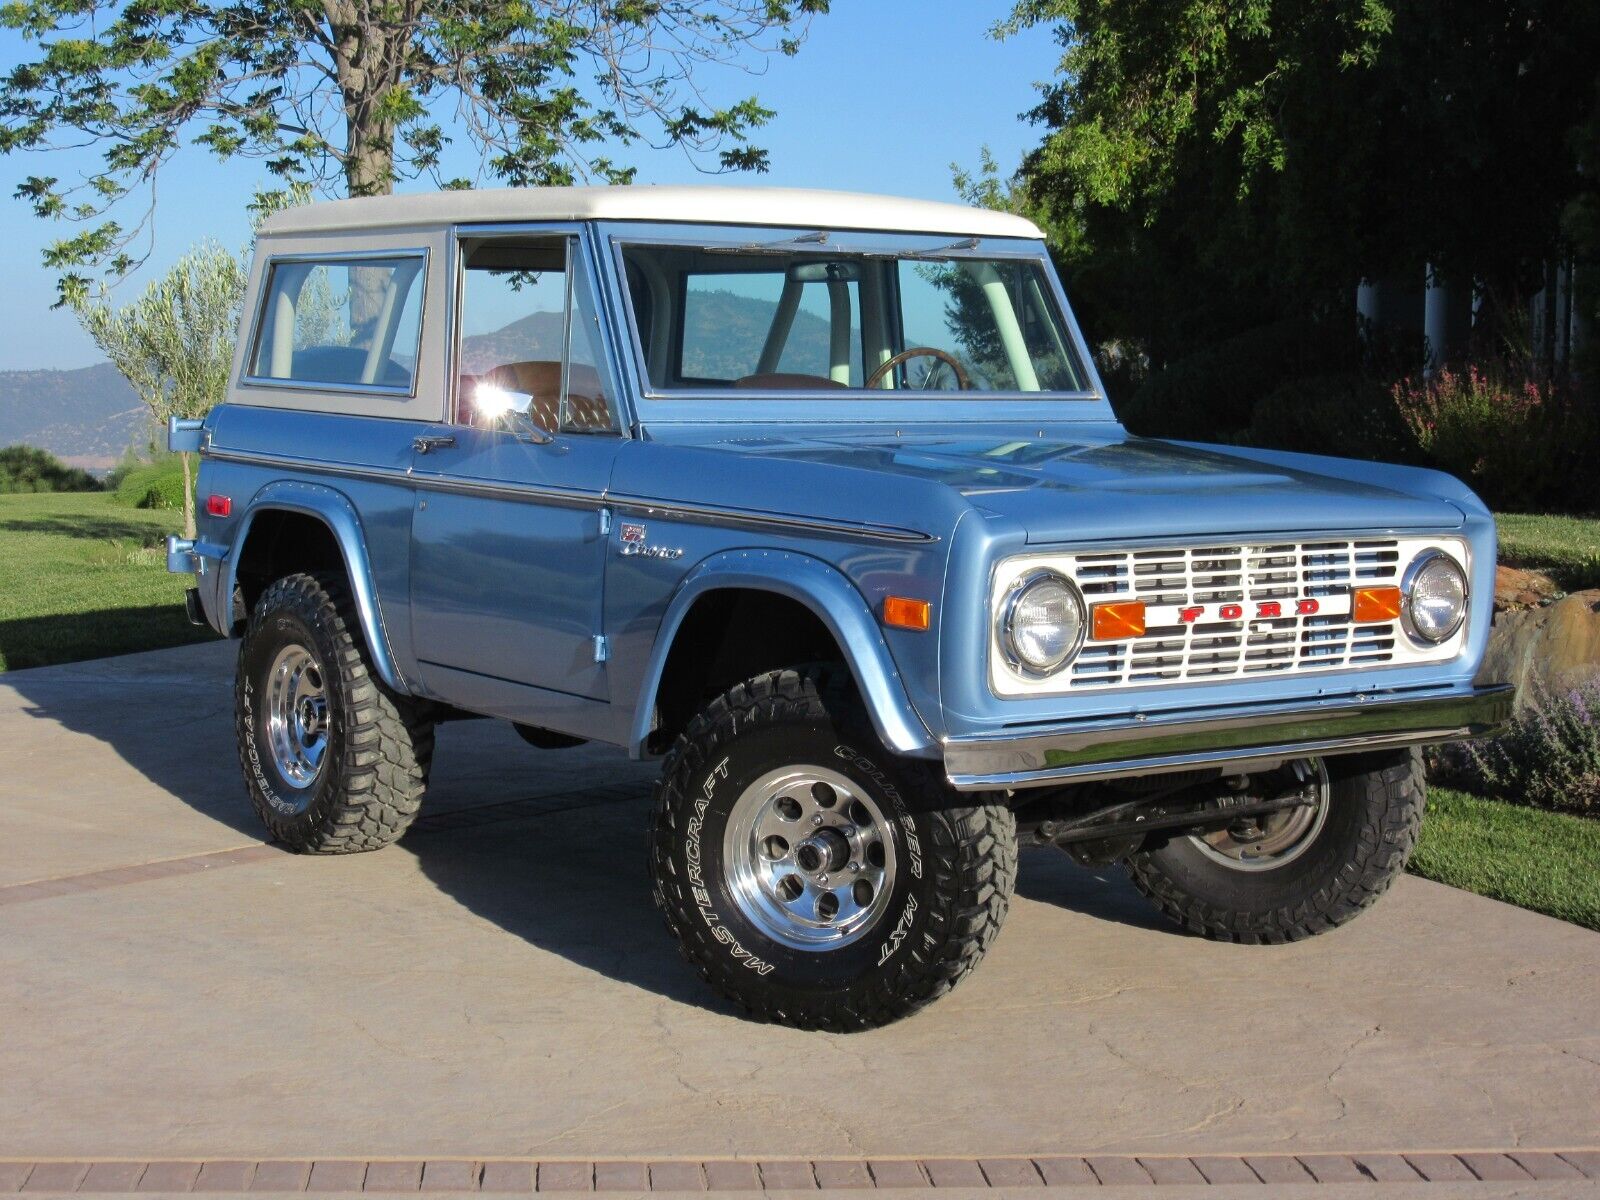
<box><xmin>236</xmin><ymin>572</ymin><xmax>433</xmax><ymax>854</ymax></box>
<box><xmin>649</xmin><ymin>667</ymin><xmax>1015</xmax><ymax>1030</ymax></box>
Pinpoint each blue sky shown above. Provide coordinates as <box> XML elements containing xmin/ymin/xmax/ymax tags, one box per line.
<box><xmin>0</xmin><ymin>2</ymin><xmax>1062</xmax><ymax>371</ymax></box>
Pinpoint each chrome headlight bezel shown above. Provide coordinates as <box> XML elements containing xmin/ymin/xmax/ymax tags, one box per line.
<box><xmin>1400</xmin><ymin>548</ymin><xmax>1469</xmax><ymax>645</ymax></box>
<box><xmin>1000</xmin><ymin>569</ymin><xmax>1087</xmax><ymax>677</ymax></box>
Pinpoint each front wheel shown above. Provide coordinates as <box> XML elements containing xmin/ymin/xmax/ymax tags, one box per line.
<box><xmin>649</xmin><ymin>669</ymin><xmax>1016</xmax><ymax>1030</ymax></box>
<box><xmin>1125</xmin><ymin>750</ymin><xmax>1425</xmax><ymax>944</ymax></box>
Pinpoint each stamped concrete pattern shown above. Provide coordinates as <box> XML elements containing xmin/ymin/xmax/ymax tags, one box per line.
<box><xmin>2</xmin><ymin>1152</ymin><xmax>1599</xmax><ymax>1191</ymax></box>
<box><xmin>1</xmin><ymin>642</ymin><xmax>1598</xmax><ymax>1189</ymax></box>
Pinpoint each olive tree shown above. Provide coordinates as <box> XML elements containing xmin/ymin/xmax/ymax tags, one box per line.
<box><xmin>0</xmin><ymin>1</ymin><xmax>828</xmax><ymax>304</ymax></box>
<box><xmin>74</xmin><ymin>243</ymin><xmax>247</xmax><ymax>537</ymax></box>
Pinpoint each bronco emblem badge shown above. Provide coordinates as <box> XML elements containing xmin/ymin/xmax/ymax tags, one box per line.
<box><xmin>618</xmin><ymin>522</ymin><xmax>684</xmax><ymax>560</ymax></box>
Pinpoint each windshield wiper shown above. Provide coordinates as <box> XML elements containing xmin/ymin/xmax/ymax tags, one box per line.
<box><xmin>900</xmin><ymin>237</ymin><xmax>981</xmax><ymax>260</ymax></box>
<box><xmin>706</xmin><ymin>231</ymin><xmax>830</xmax><ymax>256</ymax></box>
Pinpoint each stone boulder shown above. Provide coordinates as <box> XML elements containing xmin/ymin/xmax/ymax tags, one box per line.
<box><xmin>1493</xmin><ymin>564</ymin><xmax>1562</xmax><ymax>611</ymax></box>
<box><xmin>1479</xmin><ymin>589</ymin><xmax>1600</xmax><ymax>706</ymax></box>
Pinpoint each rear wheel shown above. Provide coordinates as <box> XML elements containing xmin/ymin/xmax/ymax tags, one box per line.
<box><xmin>1124</xmin><ymin>751</ymin><xmax>1424</xmax><ymax>944</ymax></box>
<box><xmin>650</xmin><ymin>668</ymin><xmax>1016</xmax><ymax>1030</ymax></box>
<box><xmin>236</xmin><ymin>572</ymin><xmax>434</xmax><ymax>853</ymax></box>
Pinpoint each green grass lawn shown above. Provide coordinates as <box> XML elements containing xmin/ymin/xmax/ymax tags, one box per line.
<box><xmin>0</xmin><ymin>490</ymin><xmax>215</xmax><ymax>672</ymax></box>
<box><xmin>1411</xmin><ymin>786</ymin><xmax>1600</xmax><ymax>931</ymax></box>
<box><xmin>1497</xmin><ymin>511</ymin><xmax>1600</xmax><ymax>590</ymax></box>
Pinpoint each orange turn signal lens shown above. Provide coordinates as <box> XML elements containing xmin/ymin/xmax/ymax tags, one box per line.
<box><xmin>1091</xmin><ymin>600</ymin><xmax>1147</xmax><ymax>641</ymax></box>
<box><xmin>1352</xmin><ymin>585</ymin><xmax>1403</xmax><ymax>623</ymax></box>
<box><xmin>883</xmin><ymin>595</ymin><xmax>931</xmax><ymax>631</ymax></box>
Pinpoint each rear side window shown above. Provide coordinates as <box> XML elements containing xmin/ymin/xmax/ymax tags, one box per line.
<box><xmin>248</xmin><ymin>254</ymin><xmax>425</xmax><ymax>392</ymax></box>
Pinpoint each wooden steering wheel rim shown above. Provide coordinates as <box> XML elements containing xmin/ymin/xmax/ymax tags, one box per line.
<box><xmin>864</xmin><ymin>346</ymin><xmax>971</xmax><ymax>391</ymax></box>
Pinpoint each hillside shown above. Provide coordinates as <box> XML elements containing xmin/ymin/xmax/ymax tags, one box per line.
<box><xmin>0</xmin><ymin>362</ymin><xmax>146</xmax><ymax>469</ymax></box>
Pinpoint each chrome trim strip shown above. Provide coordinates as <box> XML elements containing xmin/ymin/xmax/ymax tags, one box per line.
<box><xmin>604</xmin><ymin>494</ymin><xmax>936</xmax><ymax>544</ymax></box>
<box><xmin>943</xmin><ymin>684</ymin><xmax>1513</xmax><ymax>791</ymax></box>
<box><xmin>203</xmin><ymin>447</ymin><xmax>936</xmax><ymax>543</ymax></box>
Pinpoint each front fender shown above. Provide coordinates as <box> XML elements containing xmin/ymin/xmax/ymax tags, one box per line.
<box><xmin>629</xmin><ymin>550</ymin><xmax>938</xmax><ymax>760</ymax></box>
<box><xmin>223</xmin><ymin>480</ymin><xmax>412</xmax><ymax>694</ymax></box>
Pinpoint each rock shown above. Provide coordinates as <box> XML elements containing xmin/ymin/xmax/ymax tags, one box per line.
<box><xmin>1479</xmin><ymin>588</ymin><xmax>1600</xmax><ymax>706</ymax></box>
<box><xmin>1493</xmin><ymin>564</ymin><xmax>1562</xmax><ymax>612</ymax></box>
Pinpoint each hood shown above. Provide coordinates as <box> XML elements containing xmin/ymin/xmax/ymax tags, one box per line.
<box><xmin>691</xmin><ymin>427</ymin><xmax>1465</xmax><ymax>542</ymax></box>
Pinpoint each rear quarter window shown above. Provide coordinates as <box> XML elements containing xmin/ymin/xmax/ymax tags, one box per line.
<box><xmin>248</xmin><ymin>254</ymin><xmax>425</xmax><ymax>392</ymax></box>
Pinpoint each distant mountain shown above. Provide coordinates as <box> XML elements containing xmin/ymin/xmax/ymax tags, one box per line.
<box><xmin>681</xmin><ymin>290</ymin><xmax>838</xmax><ymax>381</ymax></box>
<box><xmin>0</xmin><ymin>362</ymin><xmax>147</xmax><ymax>469</ymax></box>
<box><xmin>459</xmin><ymin>311</ymin><xmax>567</xmax><ymax>376</ymax></box>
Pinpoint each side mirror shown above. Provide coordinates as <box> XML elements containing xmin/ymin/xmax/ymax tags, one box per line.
<box><xmin>470</xmin><ymin>382</ymin><xmax>554</xmax><ymax>444</ymax></box>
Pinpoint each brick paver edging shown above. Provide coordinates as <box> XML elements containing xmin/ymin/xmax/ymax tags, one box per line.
<box><xmin>1</xmin><ymin>1152</ymin><xmax>1596</xmax><ymax>1192</ymax></box>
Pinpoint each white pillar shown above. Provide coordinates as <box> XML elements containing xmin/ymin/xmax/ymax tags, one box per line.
<box><xmin>1424</xmin><ymin>264</ymin><xmax>1472</xmax><ymax>376</ymax></box>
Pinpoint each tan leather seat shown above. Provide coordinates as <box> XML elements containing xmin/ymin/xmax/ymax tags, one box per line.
<box><xmin>470</xmin><ymin>361</ymin><xmax>614</xmax><ymax>433</ymax></box>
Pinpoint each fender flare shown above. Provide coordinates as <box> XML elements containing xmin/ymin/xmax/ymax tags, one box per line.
<box><xmin>628</xmin><ymin>549</ymin><xmax>938</xmax><ymax>759</ymax></box>
<box><xmin>224</xmin><ymin>480</ymin><xmax>411</xmax><ymax>694</ymax></box>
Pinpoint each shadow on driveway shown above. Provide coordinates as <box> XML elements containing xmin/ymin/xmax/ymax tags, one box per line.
<box><xmin>3</xmin><ymin>641</ymin><xmax>1171</xmax><ymax>1019</ymax></box>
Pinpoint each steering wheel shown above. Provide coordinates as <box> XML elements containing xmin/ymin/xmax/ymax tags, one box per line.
<box><xmin>864</xmin><ymin>346</ymin><xmax>971</xmax><ymax>391</ymax></box>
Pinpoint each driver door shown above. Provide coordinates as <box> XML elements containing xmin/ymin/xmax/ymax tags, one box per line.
<box><xmin>408</xmin><ymin>231</ymin><xmax>622</xmax><ymax>704</ymax></box>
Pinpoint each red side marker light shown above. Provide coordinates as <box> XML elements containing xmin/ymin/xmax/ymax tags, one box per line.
<box><xmin>206</xmin><ymin>494</ymin><xmax>232</xmax><ymax>518</ymax></box>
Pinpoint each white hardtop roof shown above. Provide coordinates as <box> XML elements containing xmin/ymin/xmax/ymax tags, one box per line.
<box><xmin>259</xmin><ymin>184</ymin><xmax>1044</xmax><ymax>240</ymax></box>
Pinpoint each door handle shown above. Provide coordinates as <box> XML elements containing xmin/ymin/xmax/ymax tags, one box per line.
<box><xmin>413</xmin><ymin>435</ymin><xmax>456</xmax><ymax>455</ymax></box>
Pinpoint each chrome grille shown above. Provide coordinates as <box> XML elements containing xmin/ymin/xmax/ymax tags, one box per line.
<box><xmin>1065</xmin><ymin>539</ymin><xmax>1403</xmax><ymax>690</ymax></box>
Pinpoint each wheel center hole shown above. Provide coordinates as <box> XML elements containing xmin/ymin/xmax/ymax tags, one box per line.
<box><xmin>795</xmin><ymin>827</ymin><xmax>850</xmax><ymax>875</ymax></box>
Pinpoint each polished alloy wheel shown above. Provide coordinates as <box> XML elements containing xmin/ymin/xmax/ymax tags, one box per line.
<box><xmin>1189</xmin><ymin>759</ymin><xmax>1330</xmax><ymax>872</ymax></box>
<box><xmin>263</xmin><ymin>643</ymin><xmax>330</xmax><ymax>795</ymax></box>
<box><xmin>722</xmin><ymin>765</ymin><xmax>897</xmax><ymax>951</ymax></box>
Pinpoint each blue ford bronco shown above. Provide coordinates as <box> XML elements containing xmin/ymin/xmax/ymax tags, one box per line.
<box><xmin>168</xmin><ymin>185</ymin><xmax>1510</xmax><ymax>1029</ymax></box>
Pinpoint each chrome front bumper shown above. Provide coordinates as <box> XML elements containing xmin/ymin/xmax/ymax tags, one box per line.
<box><xmin>943</xmin><ymin>685</ymin><xmax>1514</xmax><ymax>791</ymax></box>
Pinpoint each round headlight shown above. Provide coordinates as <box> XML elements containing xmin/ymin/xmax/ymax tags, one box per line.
<box><xmin>1403</xmin><ymin>550</ymin><xmax>1468</xmax><ymax>643</ymax></box>
<box><xmin>1003</xmin><ymin>571</ymin><xmax>1086</xmax><ymax>674</ymax></box>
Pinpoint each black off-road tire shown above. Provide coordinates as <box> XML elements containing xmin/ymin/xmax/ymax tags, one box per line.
<box><xmin>1124</xmin><ymin>750</ymin><xmax>1425</xmax><ymax>944</ymax></box>
<box><xmin>649</xmin><ymin>668</ymin><xmax>1016</xmax><ymax>1031</ymax></box>
<box><xmin>236</xmin><ymin>572</ymin><xmax>434</xmax><ymax>853</ymax></box>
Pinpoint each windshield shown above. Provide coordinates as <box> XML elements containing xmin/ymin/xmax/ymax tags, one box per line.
<box><xmin>619</xmin><ymin>242</ymin><xmax>1088</xmax><ymax>395</ymax></box>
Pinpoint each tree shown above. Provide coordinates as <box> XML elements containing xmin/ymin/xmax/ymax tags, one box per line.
<box><xmin>0</xmin><ymin>1</ymin><xmax>828</xmax><ymax>303</ymax></box>
<box><xmin>73</xmin><ymin>242</ymin><xmax>247</xmax><ymax>537</ymax></box>
<box><xmin>999</xmin><ymin>0</ymin><xmax>1600</xmax><ymax>370</ymax></box>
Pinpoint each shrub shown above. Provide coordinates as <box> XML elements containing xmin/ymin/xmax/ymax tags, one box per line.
<box><xmin>112</xmin><ymin>455</ymin><xmax>187</xmax><ymax>511</ymax></box>
<box><xmin>1118</xmin><ymin>319</ymin><xmax>1349</xmax><ymax>440</ymax></box>
<box><xmin>1244</xmin><ymin>372</ymin><xmax>1417</xmax><ymax>462</ymax></box>
<box><xmin>1392</xmin><ymin>363</ymin><xmax>1600</xmax><ymax>512</ymax></box>
<box><xmin>0</xmin><ymin>445</ymin><xmax>102</xmax><ymax>493</ymax></box>
<box><xmin>1438</xmin><ymin>680</ymin><xmax>1600</xmax><ymax>818</ymax></box>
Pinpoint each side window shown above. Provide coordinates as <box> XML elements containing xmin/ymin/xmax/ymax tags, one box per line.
<box><xmin>250</xmin><ymin>256</ymin><xmax>424</xmax><ymax>391</ymax></box>
<box><xmin>456</xmin><ymin>237</ymin><xmax>616</xmax><ymax>433</ymax></box>
<box><xmin>680</xmin><ymin>269</ymin><xmax>862</xmax><ymax>386</ymax></box>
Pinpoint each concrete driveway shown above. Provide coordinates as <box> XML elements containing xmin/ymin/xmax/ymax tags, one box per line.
<box><xmin>1</xmin><ymin>642</ymin><xmax>1597</xmax><ymax>1197</ymax></box>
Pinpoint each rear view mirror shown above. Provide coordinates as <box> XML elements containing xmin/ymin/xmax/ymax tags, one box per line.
<box><xmin>786</xmin><ymin>260</ymin><xmax>861</xmax><ymax>283</ymax></box>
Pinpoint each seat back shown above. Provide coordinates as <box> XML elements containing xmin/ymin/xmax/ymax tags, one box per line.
<box><xmin>471</xmin><ymin>360</ymin><xmax>614</xmax><ymax>433</ymax></box>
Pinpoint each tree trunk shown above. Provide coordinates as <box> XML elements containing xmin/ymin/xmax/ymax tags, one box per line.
<box><xmin>331</xmin><ymin>12</ymin><xmax>403</xmax><ymax>338</ymax></box>
<box><xmin>180</xmin><ymin>450</ymin><xmax>195</xmax><ymax>540</ymax></box>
